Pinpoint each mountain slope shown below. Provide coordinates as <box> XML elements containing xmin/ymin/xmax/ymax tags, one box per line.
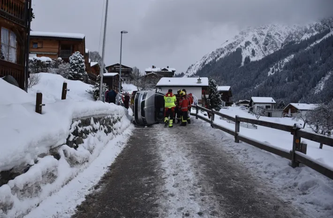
<box><xmin>185</xmin><ymin>18</ymin><xmax>333</xmax><ymax>104</ymax></box>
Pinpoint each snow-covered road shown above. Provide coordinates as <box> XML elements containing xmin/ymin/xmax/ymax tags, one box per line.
<box><xmin>73</xmin><ymin>119</ymin><xmax>308</xmax><ymax>218</ymax></box>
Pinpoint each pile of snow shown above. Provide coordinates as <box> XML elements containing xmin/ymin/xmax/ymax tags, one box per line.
<box><xmin>122</xmin><ymin>83</ymin><xmax>138</xmax><ymax>93</ymax></box>
<box><xmin>28</xmin><ymin>56</ymin><xmax>52</xmax><ymax>62</ymax></box>
<box><xmin>0</xmin><ymin>73</ymin><xmax>133</xmax><ymax>217</ymax></box>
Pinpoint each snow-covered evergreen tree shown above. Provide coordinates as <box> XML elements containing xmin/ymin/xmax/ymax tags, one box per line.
<box><xmin>208</xmin><ymin>78</ymin><xmax>222</xmax><ymax>111</ymax></box>
<box><xmin>68</xmin><ymin>51</ymin><xmax>87</xmax><ymax>81</ymax></box>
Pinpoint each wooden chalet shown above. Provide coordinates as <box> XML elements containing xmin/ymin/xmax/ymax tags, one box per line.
<box><xmin>0</xmin><ymin>0</ymin><xmax>32</xmax><ymax>90</ymax></box>
<box><xmin>103</xmin><ymin>72</ymin><xmax>119</xmax><ymax>92</ymax></box>
<box><xmin>106</xmin><ymin>63</ymin><xmax>132</xmax><ymax>83</ymax></box>
<box><xmin>88</xmin><ymin>61</ymin><xmax>99</xmax><ymax>81</ymax></box>
<box><xmin>145</xmin><ymin>65</ymin><xmax>175</xmax><ymax>77</ymax></box>
<box><xmin>29</xmin><ymin>31</ymin><xmax>89</xmax><ymax>70</ymax></box>
<box><xmin>282</xmin><ymin>103</ymin><xmax>318</xmax><ymax>117</ymax></box>
<box><xmin>217</xmin><ymin>86</ymin><xmax>232</xmax><ymax>106</ymax></box>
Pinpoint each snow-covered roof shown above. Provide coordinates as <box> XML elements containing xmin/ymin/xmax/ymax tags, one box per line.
<box><xmin>289</xmin><ymin>103</ymin><xmax>318</xmax><ymax>111</ymax></box>
<box><xmin>251</xmin><ymin>97</ymin><xmax>276</xmax><ymax>104</ymax></box>
<box><xmin>145</xmin><ymin>67</ymin><xmax>176</xmax><ymax>72</ymax></box>
<box><xmin>217</xmin><ymin>86</ymin><xmax>231</xmax><ymax>91</ymax></box>
<box><xmin>29</xmin><ymin>56</ymin><xmax>52</xmax><ymax>62</ymax></box>
<box><xmin>90</xmin><ymin>62</ymin><xmax>98</xmax><ymax>67</ymax></box>
<box><xmin>156</xmin><ymin>77</ymin><xmax>209</xmax><ymax>87</ymax></box>
<box><xmin>103</xmin><ymin>72</ymin><xmax>118</xmax><ymax>77</ymax></box>
<box><xmin>30</xmin><ymin>31</ymin><xmax>85</xmax><ymax>39</ymax></box>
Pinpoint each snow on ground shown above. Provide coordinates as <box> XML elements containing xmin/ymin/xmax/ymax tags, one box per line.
<box><xmin>0</xmin><ymin>73</ymin><xmax>134</xmax><ymax>217</ymax></box>
<box><xmin>195</xmin><ymin>111</ymin><xmax>333</xmax><ymax>218</ymax></box>
<box><xmin>0</xmin><ymin>73</ymin><xmax>130</xmax><ymax>172</ymax></box>
<box><xmin>1</xmin><ymin>73</ymin><xmax>333</xmax><ymax>217</ymax></box>
<box><xmin>213</xmin><ymin>106</ymin><xmax>333</xmax><ymax>168</ymax></box>
<box><xmin>122</xmin><ymin>83</ymin><xmax>138</xmax><ymax>93</ymax></box>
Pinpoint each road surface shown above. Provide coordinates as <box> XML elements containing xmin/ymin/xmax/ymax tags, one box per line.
<box><xmin>72</xmin><ymin>119</ymin><xmax>305</xmax><ymax>218</ymax></box>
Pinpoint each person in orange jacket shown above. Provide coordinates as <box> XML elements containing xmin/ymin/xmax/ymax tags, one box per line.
<box><xmin>187</xmin><ymin>93</ymin><xmax>194</xmax><ymax>124</ymax></box>
<box><xmin>179</xmin><ymin>91</ymin><xmax>190</xmax><ymax>126</ymax></box>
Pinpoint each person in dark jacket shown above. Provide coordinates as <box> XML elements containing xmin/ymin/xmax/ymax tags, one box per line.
<box><xmin>124</xmin><ymin>92</ymin><xmax>130</xmax><ymax>109</ymax></box>
<box><xmin>107</xmin><ymin>89</ymin><xmax>117</xmax><ymax>103</ymax></box>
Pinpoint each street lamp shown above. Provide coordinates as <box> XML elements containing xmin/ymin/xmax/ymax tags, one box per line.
<box><xmin>118</xmin><ymin>30</ymin><xmax>128</xmax><ymax>94</ymax></box>
<box><xmin>99</xmin><ymin>0</ymin><xmax>109</xmax><ymax>101</ymax></box>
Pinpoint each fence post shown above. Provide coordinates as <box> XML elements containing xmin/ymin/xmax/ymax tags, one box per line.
<box><xmin>35</xmin><ymin>92</ymin><xmax>45</xmax><ymax>114</ymax></box>
<box><xmin>61</xmin><ymin>82</ymin><xmax>68</xmax><ymax>100</ymax></box>
<box><xmin>235</xmin><ymin>115</ymin><xmax>240</xmax><ymax>143</ymax></box>
<box><xmin>210</xmin><ymin>110</ymin><xmax>215</xmax><ymax>127</ymax></box>
<box><xmin>291</xmin><ymin>124</ymin><xmax>301</xmax><ymax>168</ymax></box>
<box><xmin>196</xmin><ymin>105</ymin><xmax>198</xmax><ymax>119</ymax></box>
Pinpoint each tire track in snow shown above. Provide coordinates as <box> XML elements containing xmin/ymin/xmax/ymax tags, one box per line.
<box><xmin>154</xmin><ymin>124</ymin><xmax>224</xmax><ymax>217</ymax></box>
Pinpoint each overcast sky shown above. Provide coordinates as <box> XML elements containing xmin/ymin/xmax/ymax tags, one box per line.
<box><xmin>31</xmin><ymin>0</ymin><xmax>333</xmax><ymax>74</ymax></box>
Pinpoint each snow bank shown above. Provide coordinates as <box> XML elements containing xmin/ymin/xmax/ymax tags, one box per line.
<box><xmin>0</xmin><ymin>73</ymin><xmax>134</xmax><ymax>217</ymax></box>
<box><xmin>0</xmin><ymin>73</ymin><xmax>130</xmax><ymax>171</ymax></box>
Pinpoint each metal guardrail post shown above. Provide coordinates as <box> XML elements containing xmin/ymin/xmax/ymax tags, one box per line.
<box><xmin>196</xmin><ymin>105</ymin><xmax>198</xmax><ymax>119</ymax></box>
<box><xmin>235</xmin><ymin>115</ymin><xmax>240</xmax><ymax>143</ymax></box>
<box><xmin>291</xmin><ymin>124</ymin><xmax>301</xmax><ymax>168</ymax></box>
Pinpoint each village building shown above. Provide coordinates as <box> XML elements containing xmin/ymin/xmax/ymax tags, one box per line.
<box><xmin>87</xmin><ymin>61</ymin><xmax>99</xmax><ymax>81</ymax></box>
<box><xmin>29</xmin><ymin>31</ymin><xmax>89</xmax><ymax>71</ymax></box>
<box><xmin>145</xmin><ymin>65</ymin><xmax>175</xmax><ymax>77</ymax></box>
<box><xmin>106</xmin><ymin>63</ymin><xmax>133</xmax><ymax>84</ymax></box>
<box><xmin>217</xmin><ymin>86</ymin><xmax>232</xmax><ymax>106</ymax></box>
<box><xmin>0</xmin><ymin>0</ymin><xmax>32</xmax><ymax>90</ymax></box>
<box><xmin>282</xmin><ymin>103</ymin><xmax>318</xmax><ymax>117</ymax></box>
<box><xmin>250</xmin><ymin>97</ymin><xmax>281</xmax><ymax>117</ymax></box>
<box><xmin>141</xmin><ymin>65</ymin><xmax>176</xmax><ymax>88</ymax></box>
<box><xmin>236</xmin><ymin>99</ymin><xmax>251</xmax><ymax>107</ymax></box>
<box><xmin>156</xmin><ymin>77</ymin><xmax>209</xmax><ymax>105</ymax></box>
<box><xmin>103</xmin><ymin>72</ymin><xmax>120</xmax><ymax>92</ymax></box>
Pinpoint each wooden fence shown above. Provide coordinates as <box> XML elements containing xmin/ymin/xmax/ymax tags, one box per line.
<box><xmin>191</xmin><ymin>105</ymin><xmax>333</xmax><ymax>180</ymax></box>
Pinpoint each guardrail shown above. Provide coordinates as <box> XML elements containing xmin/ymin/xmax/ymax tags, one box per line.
<box><xmin>191</xmin><ymin>105</ymin><xmax>333</xmax><ymax>180</ymax></box>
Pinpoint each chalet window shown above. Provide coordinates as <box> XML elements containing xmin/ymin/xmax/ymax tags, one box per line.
<box><xmin>32</xmin><ymin>42</ymin><xmax>38</xmax><ymax>48</ymax></box>
<box><xmin>60</xmin><ymin>44</ymin><xmax>73</xmax><ymax>58</ymax></box>
<box><xmin>265</xmin><ymin>105</ymin><xmax>271</xmax><ymax>109</ymax></box>
<box><xmin>1</xmin><ymin>27</ymin><xmax>17</xmax><ymax>63</ymax></box>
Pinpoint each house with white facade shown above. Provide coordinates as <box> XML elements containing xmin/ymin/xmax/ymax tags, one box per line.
<box><xmin>156</xmin><ymin>77</ymin><xmax>209</xmax><ymax>105</ymax></box>
<box><xmin>250</xmin><ymin>97</ymin><xmax>279</xmax><ymax>117</ymax></box>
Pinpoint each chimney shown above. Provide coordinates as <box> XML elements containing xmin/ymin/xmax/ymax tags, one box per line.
<box><xmin>197</xmin><ymin>77</ymin><xmax>202</xmax><ymax>84</ymax></box>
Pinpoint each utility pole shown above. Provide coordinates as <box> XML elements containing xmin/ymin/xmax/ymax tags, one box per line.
<box><xmin>99</xmin><ymin>0</ymin><xmax>109</xmax><ymax>101</ymax></box>
<box><xmin>24</xmin><ymin>0</ymin><xmax>32</xmax><ymax>91</ymax></box>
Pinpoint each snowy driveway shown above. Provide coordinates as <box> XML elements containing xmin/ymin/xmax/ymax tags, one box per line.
<box><xmin>73</xmin><ymin>120</ymin><xmax>305</xmax><ymax>218</ymax></box>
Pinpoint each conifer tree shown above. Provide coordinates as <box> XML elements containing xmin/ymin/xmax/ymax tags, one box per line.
<box><xmin>68</xmin><ymin>51</ymin><xmax>87</xmax><ymax>81</ymax></box>
<box><xmin>209</xmin><ymin>78</ymin><xmax>222</xmax><ymax>111</ymax></box>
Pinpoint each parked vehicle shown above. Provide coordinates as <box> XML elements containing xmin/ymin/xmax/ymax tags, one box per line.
<box><xmin>133</xmin><ymin>90</ymin><xmax>165</xmax><ymax>126</ymax></box>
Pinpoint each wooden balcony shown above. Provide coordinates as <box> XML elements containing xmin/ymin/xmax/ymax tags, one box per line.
<box><xmin>0</xmin><ymin>0</ymin><xmax>26</xmax><ymax>27</ymax></box>
<box><xmin>0</xmin><ymin>59</ymin><xmax>24</xmax><ymax>89</ymax></box>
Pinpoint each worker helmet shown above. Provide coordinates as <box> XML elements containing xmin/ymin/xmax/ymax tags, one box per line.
<box><xmin>180</xmin><ymin>91</ymin><xmax>185</xmax><ymax>96</ymax></box>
